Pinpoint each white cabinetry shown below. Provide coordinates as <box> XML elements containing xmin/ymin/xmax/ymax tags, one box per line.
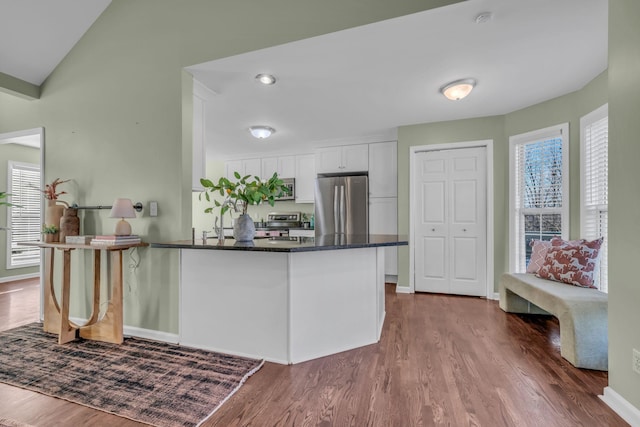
<box><xmin>262</xmin><ymin>156</ymin><xmax>296</xmax><ymax>179</ymax></box>
<box><xmin>315</xmin><ymin>144</ymin><xmax>368</xmax><ymax>174</ymax></box>
<box><xmin>295</xmin><ymin>154</ymin><xmax>315</xmax><ymax>203</ymax></box>
<box><xmin>225</xmin><ymin>158</ymin><xmax>261</xmax><ymax>180</ymax></box>
<box><xmin>369</xmin><ymin>141</ymin><xmax>397</xmax><ymax>197</ymax></box>
<box><xmin>369</xmin><ymin>197</ymin><xmax>398</xmax><ymax>276</ymax></box>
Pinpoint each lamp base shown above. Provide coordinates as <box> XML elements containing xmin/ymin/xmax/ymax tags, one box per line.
<box><xmin>115</xmin><ymin>219</ymin><xmax>132</xmax><ymax>236</ymax></box>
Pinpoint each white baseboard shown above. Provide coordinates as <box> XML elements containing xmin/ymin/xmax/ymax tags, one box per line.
<box><xmin>69</xmin><ymin>317</ymin><xmax>179</xmax><ymax>344</ymax></box>
<box><xmin>0</xmin><ymin>272</ymin><xmax>39</xmax><ymax>283</ymax></box>
<box><xmin>385</xmin><ymin>275</ymin><xmax>398</xmax><ymax>284</ymax></box>
<box><xmin>600</xmin><ymin>386</ymin><xmax>640</xmax><ymax>427</ymax></box>
<box><xmin>395</xmin><ymin>284</ymin><xmax>412</xmax><ymax>294</ymax></box>
<box><xmin>491</xmin><ymin>292</ymin><xmax>500</xmax><ymax>300</ymax></box>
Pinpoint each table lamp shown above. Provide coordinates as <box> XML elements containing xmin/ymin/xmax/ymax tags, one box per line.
<box><xmin>110</xmin><ymin>198</ymin><xmax>136</xmax><ymax>236</ymax></box>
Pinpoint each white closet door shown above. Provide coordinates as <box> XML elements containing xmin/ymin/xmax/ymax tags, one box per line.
<box><xmin>414</xmin><ymin>147</ymin><xmax>486</xmax><ymax>296</ymax></box>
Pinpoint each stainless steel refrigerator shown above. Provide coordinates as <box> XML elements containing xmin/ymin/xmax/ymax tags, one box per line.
<box><xmin>314</xmin><ymin>174</ymin><xmax>368</xmax><ymax>236</ymax></box>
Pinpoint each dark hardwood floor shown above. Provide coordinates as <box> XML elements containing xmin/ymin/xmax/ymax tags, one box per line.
<box><xmin>0</xmin><ymin>280</ymin><xmax>627</xmax><ymax>426</ymax></box>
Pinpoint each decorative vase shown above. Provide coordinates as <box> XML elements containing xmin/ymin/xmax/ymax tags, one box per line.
<box><xmin>59</xmin><ymin>208</ymin><xmax>80</xmax><ymax>243</ymax></box>
<box><xmin>43</xmin><ymin>233</ymin><xmax>55</xmax><ymax>243</ymax></box>
<box><xmin>233</xmin><ymin>214</ymin><xmax>256</xmax><ymax>242</ymax></box>
<box><xmin>44</xmin><ymin>200</ymin><xmax>68</xmax><ymax>243</ymax></box>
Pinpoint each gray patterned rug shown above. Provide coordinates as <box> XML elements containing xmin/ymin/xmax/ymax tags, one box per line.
<box><xmin>0</xmin><ymin>323</ymin><xmax>264</xmax><ymax>427</ymax></box>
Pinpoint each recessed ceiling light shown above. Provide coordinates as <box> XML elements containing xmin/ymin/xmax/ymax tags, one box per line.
<box><xmin>475</xmin><ymin>12</ymin><xmax>493</xmax><ymax>24</ymax></box>
<box><xmin>249</xmin><ymin>126</ymin><xmax>276</xmax><ymax>139</ymax></box>
<box><xmin>255</xmin><ymin>74</ymin><xmax>276</xmax><ymax>85</ymax></box>
<box><xmin>440</xmin><ymin>78</ymin><xmax>477</xmax><ymax>101</ymax></box>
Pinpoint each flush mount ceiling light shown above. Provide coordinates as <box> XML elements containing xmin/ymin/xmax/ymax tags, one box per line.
<box><xmin>440</xmin><ymin>78</ymin><xmax>477</xmax><ymax>101</ymax></box>
<box><xmin>249</xmin><ymin>125</ymin><xmax>276</xmax><ymax>139</ymax></box>
<box><xmin>255</xmin><ymin>73</ymin><xmax>276</xmax><ymax>85</ymax></box>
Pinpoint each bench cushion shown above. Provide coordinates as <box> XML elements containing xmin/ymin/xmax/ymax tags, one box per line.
<box><xmin>499</xmin><ymin>272</ymin><xmax>608</xmax><ymax>371</ymax></box>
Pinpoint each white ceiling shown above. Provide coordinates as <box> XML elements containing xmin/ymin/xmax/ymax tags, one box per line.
<box><xmin>0</xmin><ymin>0</ymin><xmax>111</xmax><ymax>85</ymax></box>
<box><xmin>187</xmin><ymin>0</ymin><xmax>608</xmax><ymax>159</ymax></box>
<box><xmin>0</xmin><ymin>0</ymin><xmax>607</xmax><ymax>160</ymax></box>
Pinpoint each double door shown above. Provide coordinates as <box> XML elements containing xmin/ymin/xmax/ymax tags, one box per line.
<box><xmin>414</xmin><ymin>147</ymin><xmax>486</xmax><ymax>296</ymax></box>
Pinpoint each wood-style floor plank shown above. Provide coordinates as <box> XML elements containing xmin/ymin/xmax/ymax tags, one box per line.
<box><xmin>0</xmin><ymin>281</ymin><xmax>627</xmax><ymax>426</ymax></box>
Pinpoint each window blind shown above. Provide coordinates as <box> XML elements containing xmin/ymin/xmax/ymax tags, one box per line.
<box><xmin>582</xmin><ymin>108</ymin><xmax>608</xmax><ymax>292</ymax></box>
<box><xmin>7</xmin><ymin>162</ymin><xmax>41</xmax><ymax>268</ymax></box>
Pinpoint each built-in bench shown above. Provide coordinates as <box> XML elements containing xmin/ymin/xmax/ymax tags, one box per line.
<box><xmin>499</xmin><ymin>272</ymin><xmax>608</xmax><ymax>371</ymax></box>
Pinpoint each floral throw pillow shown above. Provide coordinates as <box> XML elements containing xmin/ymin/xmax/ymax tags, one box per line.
<box><xmin>526</xmin><ymin>240</ymin><xmax>553</xmax><ymax>274</ymax></box>
<box><xmin>536</xmin><ymin>238</ymin><xmax>603</xmax><ymax>288</ymax></box>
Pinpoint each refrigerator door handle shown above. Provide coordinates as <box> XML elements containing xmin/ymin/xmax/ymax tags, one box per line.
<box><xmin>333</xmin><ymin>185</ymin><xmax>339</xmax><ymax>234</ymax></box>
<box><xmin>339</xmin><ymin>185</ymin><xmax>345</xmax><ymax>234</ymax></box>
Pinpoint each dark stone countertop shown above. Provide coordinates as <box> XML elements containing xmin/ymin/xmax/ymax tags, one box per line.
<box><xmin>150</xmin><ymin>234</ymin><xmax>408</xmax><ymax>253</ymax></box>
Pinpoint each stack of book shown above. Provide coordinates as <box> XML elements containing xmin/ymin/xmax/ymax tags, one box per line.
<box><xmin>90</xmin><ymin>235</ymin><xmax>142</xmax><ymax>246</ymax></box>
<box><xmin>65</xmin><ymin>235</ymin><xmax>94</xmax><ymax>245</ymax></box>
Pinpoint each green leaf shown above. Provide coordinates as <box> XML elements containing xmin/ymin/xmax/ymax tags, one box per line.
<box><xmin>234</xmin><ymin>171</ymin><xmax>241</xmax><ymax>179</ymax></box>
<box><xmin>200</xmin><ymin>178</ymin><xmax>214</xmax><ymax>187</ymax></box>
<box><xmin>205</xmin><ymin>192</ymin><xmax>210</xmax><ymax>202</ymax></box>
<box><xmin>204</xmin><ymin>207</ymin><xmax>213</xmax><ymax>214</ymax></box>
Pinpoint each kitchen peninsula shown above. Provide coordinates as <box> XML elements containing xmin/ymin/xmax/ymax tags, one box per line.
<box><xmin>151</xmin><ymin>234</ymin><xmax>407</xmax><ymax>364</ymax></box>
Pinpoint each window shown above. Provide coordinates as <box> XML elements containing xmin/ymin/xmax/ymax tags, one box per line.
<box><xmin>509</xmin><ymin>124</ymin><xmax>569</xmax><ymax>272</ymax></box>
<box><xmin>581</xmin><ymin>104</ymin><xmax>608</xmax><ymax>292</ymax></box>
<box><xmin>7</xmin><ymin>162</ymin><xmax>41</xmax><ymax>268</ymax></box>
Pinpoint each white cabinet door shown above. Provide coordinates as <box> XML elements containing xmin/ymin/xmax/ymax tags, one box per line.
<box><xmin>342</xmin><ymin>144</ymin><xmax>368</xmax><ymax>173</ymax></box>
<box><xmin>192</xmin><ymin>94</ymin><xmax>206</xmax><ymax>191</ymax></box>
<box><xmin>369</xmin><ymin>141</ymin><xmax>397</xmax><ymax>197</ymax></box>
<box><xmin>243</xmin><ymin>158</ymin><xmax>261</xmax><ymax>178</ymax></box>
<box><xmin>315</xmin><ymin>144</ymin><xmax>368</xmax><ymax>174</ymax></box>
<box><xmin>278</xmin><ymin>156</ymin><xmax>296</xmax><ymax>178</ymax></box>
<box><xmin>261</xmin><ymin>157</ymin><xmax>278</xmax><ymax>179</ymax></box>
<box><xmin>369</xmin><ymin>197</ymin><xmax>398</xmax><ymax>275</ymax></box>
<box><xmin>295</xmin><ymin>154</ymin><xmax>316</xmax><ymax>203</ymax></box>
<box><xmin>315</xmin><ymin>147</ymin><xmax>342</xmax><ymax>174</ymax></box>
<box><xmin>225</xmin><ymin>160</ymin><xmax>243</xmax><ymax>180</ymax></box>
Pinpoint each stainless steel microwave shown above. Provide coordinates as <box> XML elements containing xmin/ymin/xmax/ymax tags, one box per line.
<box><xmin>279</xmin><ymin>178</ymin><xmax>295</xmax><ymax>200</ymax></box>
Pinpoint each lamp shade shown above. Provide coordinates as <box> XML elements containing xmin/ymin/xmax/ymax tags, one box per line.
<box><xmin>249</xmin><ymin>126</ymin><xmax>275</xmax><ymax>139</ymax></box>
<box><xmin>440</xmin><ymin>78</ymin><xmax>476</xmax><ymax>101</ymax></box>
<box><xmin>110</xmin><ymin>198</ymin><xmax>136</xmax><ymax>236</ymax></box>
<box><xmin>109</xmin><ymin>198</ymin><xmax>136</xmax><ymax>219</ymax></box>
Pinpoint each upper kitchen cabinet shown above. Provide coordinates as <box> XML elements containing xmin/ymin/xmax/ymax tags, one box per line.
<box><xmin>295</xmin><ymin>154</ymin><xmax>316</xmax><ymax>203</ymax></box>
<box><xmin>262</xmin><ymin>156</ymin><xmax>296</xmax><ymax>179</ymax></box>
<box><xmin>192</xmin><ymin>81</ymin><xmax>213</xmax><ymax>191</ymax></box>
<box><xmin>368</xmin><ymin>141</ymin><xmax>397</xmax><ymax>197</ymax></box>
<box><xmin>315</xmin><ymin>144</ymin><xmax>368</xmax><ymax>174</ymax></box>
<box><xmin>225</xmin><ymin>158</ymin><xmax>261</xmax><ymax>180</ymax></box>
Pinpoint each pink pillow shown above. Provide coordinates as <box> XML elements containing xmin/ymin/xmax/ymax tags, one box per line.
<box><xmin>526</xmin><ymin>240</ymin><xmax>553</xmax><ymax>274</ymax></box>
<box><xmin>536</xmin><ymin>238</ymin><xmax>603</xmax><ymax>288</ymax></box>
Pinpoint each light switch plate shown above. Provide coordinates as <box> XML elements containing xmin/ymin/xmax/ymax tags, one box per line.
<box><xmin>149</xmin><ymin>201</ymin><xmax>158</xmax><ymax>217</ymax></box>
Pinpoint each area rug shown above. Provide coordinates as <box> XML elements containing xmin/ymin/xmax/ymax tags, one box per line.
<box><xmin>0</xmin><ymin>323</ymin><xmax>264</xmax><ymax>427</ymax></box>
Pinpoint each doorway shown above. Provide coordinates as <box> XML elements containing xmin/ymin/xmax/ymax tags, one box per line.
<box><xmin>409</xmin><ymin>141</ymin><xmax>493</xmax><ymax>297</ymax></box>
<box><xmin>0</xmin><ymin>128</ymin><xmax>44</xmax><ymax>325</ymax></box>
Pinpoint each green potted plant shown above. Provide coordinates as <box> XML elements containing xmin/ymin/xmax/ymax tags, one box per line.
<box><xmin>200</xmin><ymin>172</ymin><xmax>291</xmax><ymax>241</ymax></box>
<box><xmin>42</xmin><ymin>224</ymin><xmax>59</xmax><ymax>243</ymax></box>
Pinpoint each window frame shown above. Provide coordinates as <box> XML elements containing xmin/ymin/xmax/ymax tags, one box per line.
<box><xmin>509</xmin><ymin>123</ymin><xmax>569</xmax><ymax>272</ymax></box>
<box><xmin>6</xmin><ymin>161</ymin><xmax>41</xmax><ymax>269</ymax></box>
<box><xmin>580</xmin><ymin>103</ymin><xmax>608</xmax><ymax>292</ymax></box>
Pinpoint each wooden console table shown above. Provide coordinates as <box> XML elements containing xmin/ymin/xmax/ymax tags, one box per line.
<box><xmin>21</xmin><ymin>241</ymin><xmax>147</xmax><ymax>344</ymax></box>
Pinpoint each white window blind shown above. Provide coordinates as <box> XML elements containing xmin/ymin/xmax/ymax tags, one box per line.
<box><xmin>7</xmin><ymin>162</ymin><xmax>41</xmax><ymax>268</ymax></box>
<box><xmin>509</xmin><ymin>124</ymin><xmax>569</xmax><ymax>272</ymax></box>
<box><xmin>581</xmin><ymin>104</ymin><xmax>608</xmax><ymax>292</ymax></box>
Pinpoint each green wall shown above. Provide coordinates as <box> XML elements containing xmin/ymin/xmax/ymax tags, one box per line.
<box><xmin>0</xmin><ymin>143</ymin><xmax>40</xmax><ymax>279</ymax></box>
<box><xmin>397</xmin><ymin>70</ymin><xmax>608</xmax><ymax>291</ymax></box>
<box><xmin>0</xmin><ymin>0</ymin><xmax>460</xmax><ymax>334</ymax></box>
<box><xmin>608</xmin><ymin>0</ymin><xmax>640</xmax><ymax>411</ymax></box>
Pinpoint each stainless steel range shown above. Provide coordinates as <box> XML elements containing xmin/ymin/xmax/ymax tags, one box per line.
<box><xmin>255</xmin><ymin>212</ymin><xmax>302</xmax><ymax>237</ymax></box>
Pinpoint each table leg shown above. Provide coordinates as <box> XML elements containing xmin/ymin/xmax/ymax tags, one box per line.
<box><xmin>79</xmin><ymin>250</ymin><xmax>124</xmax><ymax>344</ymax></box>
<box><xmin>58</xmin><ymin>249</ymin><xmax>78</xmax><ymax>344</ymax></box>
<box><xmin>42</xmin><ymin>247</ymin><xmax>61</xmax><ymax>334</ymax></box>
<box><xmin>84</xmin><ymin>250</ymin><xmax>101</xmax><ymax>325</ymax></box>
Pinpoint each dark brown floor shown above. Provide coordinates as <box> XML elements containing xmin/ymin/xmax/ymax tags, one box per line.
<box><xmin>0</xmin><ymin>280</ymin><xmax>627</xmax><ymax>426</ymax></box>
